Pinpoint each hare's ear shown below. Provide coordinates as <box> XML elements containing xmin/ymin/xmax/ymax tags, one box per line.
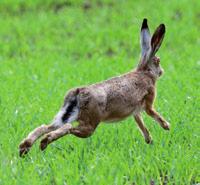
<box><xmin>150</xmin><ymin>24</ymin><xmax>165</xmax><ymax>56</ymax></box>
<box><xmin>140</xmin><ymin>18</ymin><xmax>151</xmax><ymax>57</ymax></box>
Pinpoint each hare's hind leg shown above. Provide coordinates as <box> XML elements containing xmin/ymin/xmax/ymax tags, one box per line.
<box><xmin>19</xmin><ymin>88</ymin><xmax>81</xmax><ymax>156</ymax></box>
<box><xmin>40</xmin><ymin>121</ymin><xmax>98</xmax><ymax>151</ymax></box>
<box><xmin>133</xmin><ymin>113</ymin><xmax>152</xmax><ymax>144</ymax></box>
<box><xmin>69</xmin><ymin>121</ymin><xmax>97</xmax><ymax>138</ymax></box>
<box><xmin>40</xmin><ymin>123</ymin><xmax>72</xmax><ymax>151</ymax></box>
<box><xmin>19</xmin><ymin>123</ymin><xmax>61</xmax><ymax>157</ymax></box>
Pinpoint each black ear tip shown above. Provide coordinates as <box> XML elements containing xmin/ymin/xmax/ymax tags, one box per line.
<box><xmin>143</xmin><ymin>18</ymin><xmax>147</xmax><ymax>22</ymax></box>
<box><xmin>141</xmin><ymin>18</ymin><xmax>148</xmax><ymax>30</ymax></box>
<box><xmin>160</xmin><ymin>24</ymin><xmax>166</xmax><ymax>33</ymax></box>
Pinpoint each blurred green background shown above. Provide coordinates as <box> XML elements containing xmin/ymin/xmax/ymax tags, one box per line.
<box><xmin>0</xmin><ymin>0</ymin><xmax>199</xmax><ymax>184</ymax></box>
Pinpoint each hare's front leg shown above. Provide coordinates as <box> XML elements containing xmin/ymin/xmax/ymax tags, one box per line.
<box><xmin>145</xmin><ymin>108</ymin><xmax>170</xmax><ymax>130</ymax></box>
<box><xmin>133</xmin><ymin>113</ymin><xmax>152</xmax><ymax>144</ymax></box>
<box><xmin>19</xmin><ymin>123</ymin><xmax>60</xmax><ymax>157</ymax></box>
<box><xmin>145</xmin><ymin>90</ymin><xmax>170</xmax><ymax>130</ymax></box>
<box><xmin>40</xmin><ymin>122</ymin><xmax>98</xmax><ymax>151</ymax></box>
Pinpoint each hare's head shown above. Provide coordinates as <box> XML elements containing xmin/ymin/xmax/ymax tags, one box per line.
<box><xmin>137</xmin><ymin>19</ymin><xmax>166</xmax><ymax>79</ymax></box>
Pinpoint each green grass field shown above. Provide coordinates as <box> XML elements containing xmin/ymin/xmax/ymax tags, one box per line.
<box><xmin>0</xmin><ymin>0</ymin><xmax>199</xmax><ymax>184</ymax></box>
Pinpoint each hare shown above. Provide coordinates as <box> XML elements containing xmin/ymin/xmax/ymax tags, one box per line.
<box><xmin>19</xmin><ymin>19</ymin><xmax>170</xmax><ymax>157</ymax></box>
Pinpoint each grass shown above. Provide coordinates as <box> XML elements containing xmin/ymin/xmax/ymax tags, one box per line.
<box><xmin>0</xmin><ymin>0</ymin><xmax>199</xmax><ymax>184</ymax></box>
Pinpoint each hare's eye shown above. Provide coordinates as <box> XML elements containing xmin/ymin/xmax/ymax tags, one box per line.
<box><xmin>154</xmin><ymin>61</ymin><xmax>159</xmax><ymax>66</ymax></box>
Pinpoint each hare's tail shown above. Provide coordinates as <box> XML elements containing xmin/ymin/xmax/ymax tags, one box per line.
<box><xmin>53</xmin><ymin>89</ymin><xmax>80</xmax><ymax>126</ymax></box>
<box><xmin>62</xmin><ymin>96</ymin><xmax>79</xmax><ymax>123</ymax></box>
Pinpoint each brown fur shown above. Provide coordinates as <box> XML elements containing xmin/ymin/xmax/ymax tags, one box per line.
<box><xmin>19</xmin><ymin>19</ymin><xmax>170</xmax><ymax>157</ymax></box>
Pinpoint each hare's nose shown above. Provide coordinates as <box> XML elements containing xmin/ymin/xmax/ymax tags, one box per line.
<box><xmin>159</xmin><ymin>70</ymin><xmax>163</xmax><ymax>76</ymax></box>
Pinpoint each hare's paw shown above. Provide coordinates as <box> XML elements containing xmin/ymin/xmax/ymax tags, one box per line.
<box><xmin>40</xmin><ymin>134</ymin><xmax>52</xmax><ymax>151</ymax></box>
<box><xmin>145</xmin><ymin>135</ymin><xmax>153</xmax><ymax>144</ymax></box>
<box><xmin>163</xmin><ymin>122</ymin><xmax>170</xmax><ymax>130</ymax></box>
<box><xmin>19</xmin><ymin>139</ymin><xmax>32</xmax><ymax>157</ymax></box>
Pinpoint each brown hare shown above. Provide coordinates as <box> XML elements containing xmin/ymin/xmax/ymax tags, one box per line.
<box><xmin>19</xmin><ymin>19</ymin><xmax>170</xmax><ymax>157</ymax></box>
